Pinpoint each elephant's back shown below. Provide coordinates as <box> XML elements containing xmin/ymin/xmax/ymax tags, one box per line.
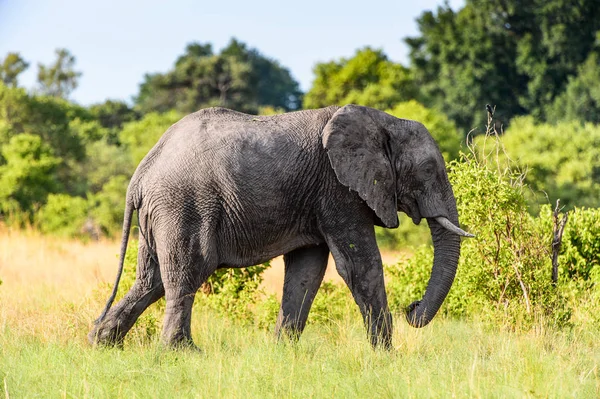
<box><xmin>130</xmin><ymin>106</ymin><xmax>339</xmax><ymax>208</ymax></box>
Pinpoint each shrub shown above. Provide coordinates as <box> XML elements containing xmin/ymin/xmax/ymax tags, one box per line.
<box><xmin>484</xmin><ymin>116</ymin><xmax>600</xmax><ymax>210</ymax></box>
<box><xmin>88</xmin><ymin>175</ymin><xmax>129</xmax><ymax>237</ymax></box>
<box><xmin>375</xmin><ymin>215</ymin><xmax>431</xmax><ymax>251</ymax></box>
<box><xmin>385</xmin><ymin>133</ymin><xmax>570</xmax><ymax>329</ymax></box>
<box><xmin>308</xmin><ymin>281</ymin><xmax>357</xmax><ymax>325</ymax></box>
<box><xmin>199</xmin><ymin>262</ymin><xmax>276</xmax><ymax>327</ymax></box>
<box><xmin>35</xmin><ymin>193</ymin><xmax>88</xmax><ymax>237</ymax></box>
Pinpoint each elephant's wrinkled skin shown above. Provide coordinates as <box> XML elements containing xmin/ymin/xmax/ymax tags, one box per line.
<box><xmin>89</xmin><ymin>105</ymin><xmax>470</xmax><ymax>349</ymax></box>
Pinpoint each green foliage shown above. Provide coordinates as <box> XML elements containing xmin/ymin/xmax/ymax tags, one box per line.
<box><xmin>547</xmin><ymin>50</ymin><xmax>600</xmax><ymax>124</ymax></box>
<box><xmin>35</xmin><ymin>194</ymin><xmax>88</xmax><ymax>237</ymax></box>
<box><xmin>486</xmin><ymin>116</ymin><xmax>600</xmax><ymax>210</ymax></box>
<box><xmin>387</xmin><ymin>100</ymin><xmax>462</xmax><ymax>161</ymax></box>
<box><xmin>0</xmin><ymin>52</ymin><xmax>29</xmax><ymax>87</ymax></box>
<box><xmin>200</xmin><ymin>262</ymin><xmax>276</xmax><ymax>327</ymax></box>
<box><xmin>375</xmin><ymin>215</ymin><xmax>431</xmax><ymax>251</ymax></box>
<box><xmin>0</xmin><ymin>83</ymin><xmax>90</xmax><ymax>162</ymax></box>
<box><xmin>309</xmin><ymin>281</ymin><xmax>358</xmax><ymax>325</ymax></box>
<box><xmin>386</xmin><ymin>138</ymin><xmax>569</xmax><ymax>329</ymax></box>
<box><xmin>406</xmin><ymin>4</ymin><xmax>525</xmax><ymax>131</ymax></box>
<box><xmin>304</xmin><ymin>47</ymin><xmax>415</xmax><ymax>110</ymax></box>
<box><xmin>537</xmin><ymin>206</ymin><xmax>600</xmax><ymax>283</ymax></box>
<box><xmin>407</xmin><ymin>0</ymin><xmax>600</xmax><ymax>130</ymax></box>
<box><xmin>136</xmin><ymin>39</ymin><xmax>301</xmax><ymax>115</ymax></box>
<box><xmin>89</xmin><ymin>100</ymin><xmax>138</xmax><ymax>131</ymax></box>
<box><xmin>79</xmin><ymin>140</ymin><xmax>133</xmax><ymax>193</ymax></box>
<box><xmin>36</xmin><ymin>48</ymin><xmax>82</xmax><ymax>99</ymax></box>
<box><xmin>88</xmin><ymin>175</ymin><xmax>129</xmax><ymax>237</ymax></box>
<box><xmin>119</xmin><ymin>111</ymin><xmax>182</xmax><ymax>165</ymax></box>
<box><xmin>0</xmin><ymin>134</ymin><xmax>61</xmax><ymax>217</ymax></box>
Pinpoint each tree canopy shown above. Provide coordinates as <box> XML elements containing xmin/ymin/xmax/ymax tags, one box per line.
<box><xmin>303</xmin><ymin>48</ymin><xmax>416</xmax><ymax>110</ymax></box>
<box><xmin>135</xmin><ymin>38</ymin><xmax>302</xmax><ymax>115</ymax></box>
<box><xmin>37</xmin><ymin>48</ymin><xmax>82</xmax><ymax>99</ymax></box>
<box><xmin>405</xmin><ymin>0</ymin><xmax>600</xmax><ymax>132</ymax></box>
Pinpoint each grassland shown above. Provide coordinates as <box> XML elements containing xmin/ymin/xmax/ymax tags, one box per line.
<box><xmin>0</xmin><ymin>228</ymin><xmax>599</xmax><ymax>398</ymax></box>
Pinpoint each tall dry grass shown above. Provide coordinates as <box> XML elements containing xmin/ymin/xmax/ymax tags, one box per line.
<box><xmin>1</xmin><ymin>228</ymin><xmax>598</xmax><ymax>398</ymax></box>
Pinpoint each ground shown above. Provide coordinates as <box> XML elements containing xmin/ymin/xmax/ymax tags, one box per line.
<box><xmin>0</xmin><ymin>228</ymin><xmax>598</xmax><ymax>397</ymax></box>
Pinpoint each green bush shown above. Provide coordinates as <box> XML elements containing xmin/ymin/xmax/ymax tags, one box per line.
<box><xmin>308</xmin><ymin>281</ymin><xmax>357</xmax><ymax>325</ymax></box>
<box><xmin>375</xmin><ymin>214</ymin><xmax>431</xmax><ymax>251</ymax></box>
<box><xmin>483</xmin><ymin>116</ymin><xmax>600</xmax><ymax>210</ymax></box>
<box><xmin>35</xmin><ymin>193</ymin><xmax>88</xmax><ymax>237</ymax></box>
<box><xmin>538</xmin><ymin>206</ymin><xmax>600</xmax><ymax>282</ymax></box>
<box><xmin>385</xmin><ymin>138</ymin><xmax>570</xmax><ymax>329</ymax></box>
<box><xmin>199</xmin><ymin>262</ymin><xmax>276</xmax><ymax>327</ymax></box>
<box><xmin>88</xmin><ymin>175</ymin><xmax>129</xmax><ymax>237</ymax></box>
<box><xmin>0</xmin><ymin>133</ymin><xmax>61</xmax><ymax>220</ymax></box>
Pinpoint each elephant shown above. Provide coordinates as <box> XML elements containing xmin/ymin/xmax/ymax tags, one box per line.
<box><xmin>89</xmin><ymin>104</ymin><xmax>472</xmax><ymax>350</ymax></box>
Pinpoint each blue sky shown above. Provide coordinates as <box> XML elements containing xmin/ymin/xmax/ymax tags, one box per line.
<box><xmin>0</xmin><ymin>0</ymin><xmax>464</xmax><ymax>105</ymax></box>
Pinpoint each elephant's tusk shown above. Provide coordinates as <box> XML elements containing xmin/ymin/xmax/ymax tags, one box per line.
<box><xmin>435</xmin><ymin>217</ymin><xmax>475</xmax><ymax>237</ymax></box>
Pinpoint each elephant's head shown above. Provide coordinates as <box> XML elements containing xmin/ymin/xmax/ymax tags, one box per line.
<box><xmin>322</xmin><ymin>104</ymin><xmax>473</xmax><ymax>328</ymax></box>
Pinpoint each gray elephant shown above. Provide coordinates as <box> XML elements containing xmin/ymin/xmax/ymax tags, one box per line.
<box><xmin>89</xmin><ymin>104</ymin><xmax>472</xmax><ymax>349</ymax></box>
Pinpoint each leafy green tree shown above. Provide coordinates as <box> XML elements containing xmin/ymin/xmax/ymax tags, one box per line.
<box><xmin>119</xmin><ymin>110</ymin><xmax>182</xmax><ymax>165</ymax></box>
<box><xmin>0</xmin><ymin>83</ymin><xmax>94</xmax><ymax>195</ymax></box>
<box><xmin>136</xmin><ymin>39</ymin><xmax>301</xmax><ymax>115</ymax></box>
<box><xmin>88</xmin><ymin>100</ymin><xmax>139</xmax><ymax>144</ymax></box>
<box><xmin>406</xmin><ymin>0</ymin><xmax>600</xmax><ymax>131</ymax></box>
<box><xmin>387</xmin><ymin>100</ymin><xmax>462</xmax><ymax>161</ymax></box>
<box><xmin>0</xmin><ymin>52</ymin><xmax>29</xmax><ymax>87</ymax></box>
<box><xmin>547</xmin><ymin>51</ymin><xmax>600</xmax><ymax>124</ymax></box>
<box><xmin>37</xmin><ymin>48</ymin><xmax>82</xmax><ymax>98</ymax></box>
<box><xmin>0</xmin><ymin>134</ymin><xmax>61</xmax><ymax>216</ymax></box>
<box><xmin>406</xmin><ymin>4</ymin><xmax>526</xmax><ymax>132</ymax></box>
<box><xmin>304</xmin><ymin>47</ymin><xmax>416</xmax><ymax>110</ymax></box>
<box><xmin>78</xmin><ymin>140</ymin><xmax>133</xmax><ymax>193</ymax></box>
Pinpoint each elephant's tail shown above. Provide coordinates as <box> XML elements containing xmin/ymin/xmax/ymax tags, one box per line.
<box><xmin>94</xmin><ymin>198</ymin><xmax>135</xmax><ymax>325</ymax></box>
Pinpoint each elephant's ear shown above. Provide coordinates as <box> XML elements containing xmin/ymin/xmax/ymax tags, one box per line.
<box><xmin>323</xmin><ymin>105</ymin><xmax>398</xmax><ymax>228</ymax></box>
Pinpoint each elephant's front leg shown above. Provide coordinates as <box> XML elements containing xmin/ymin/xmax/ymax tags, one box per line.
<box><xmin>275</xmin><ymin>244</ymin><xmax>329</xmax><ymax>341</ymax></box>
<box><xmin>324</xmin><ymin>226</ymin><xmax>393</xmax><ymax>349</ymax></box>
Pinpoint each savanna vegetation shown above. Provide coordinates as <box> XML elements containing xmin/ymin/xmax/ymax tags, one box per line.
<box><xmin>1</xmin><ymin>0</ymin><xmax>600</xmax><ymax>397</ymax></box>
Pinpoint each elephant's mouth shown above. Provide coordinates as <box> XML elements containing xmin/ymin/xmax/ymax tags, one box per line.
<box><xmin>398</xmin><ymin>198</ymin><xmax>422</xmax><ymax>225</ymax></box>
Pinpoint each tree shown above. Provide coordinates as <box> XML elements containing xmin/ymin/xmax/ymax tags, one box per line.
<box><xmin>547</xmin><ymin>50</ymin><xmax>600</xmax><ymax>124</ymax></box>
<box><xmin>0</xmin><ymin>83</ymin><xmax>95</xmax><ymax>197</ymax></box>
<box><xmin>304</xmin><ymin>48</ymin><xmax>416</xmax><ymax>110</ymax></box>
<box><xmin>37</xmin><ymin>48</ymin><xmax>82</xmax><ymax>98</ymax></box>
<box><xmin>406</xmin><ymin>0</ymin><xmax>600</xmax><ymax>131</ymax></box>
<box><xmin>89</xmin><ymin>100</ymin><xmax>139</xmax><ymax>130</ymax></box>
<box><xmin>88</xmin><ymin>100</ymin><xmax>139</xmax><ymax>144</ymax></box>
<box><xmin>0</xmin><ymin>134</ymin><xmax>61</xmax><ymax>216</ymax></box>
<box><xmin>0</xmin><ymin>52</ymin><xmax>29</xmax><ymax>87</ymax></box>
<box><xmin>135</xmin><ymin>39</ymin><xmax>302</xmax><ymax>115</ymax></box>
<box><xmin>406</xmin><ymin>4</ymin><xmax>526</xmax><ymax>133</ymax></box>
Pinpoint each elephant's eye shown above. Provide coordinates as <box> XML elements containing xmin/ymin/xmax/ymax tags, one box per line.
<box><xmin>419</xmin><ymin>159</ymin><xmax>437</xmax><ymax>179</ymax></box>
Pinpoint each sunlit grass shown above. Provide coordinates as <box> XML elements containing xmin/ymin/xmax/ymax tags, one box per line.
<box><xmin>0</xmin><ymin>229</ymin><xmax>599</xmax><ymax>398</ymax></box>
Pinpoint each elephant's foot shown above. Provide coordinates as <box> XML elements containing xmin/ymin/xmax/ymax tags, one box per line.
<box><xmin>88</xmin><ymin>318</ymin><xmax>125</xmax><ymax>348</ymax></box>
<box><xmin>161</xmin><ymin>330</ymin><xmax>201</xmax><ymax>352</ymax></box>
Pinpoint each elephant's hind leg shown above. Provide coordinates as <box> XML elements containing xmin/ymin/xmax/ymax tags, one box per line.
<box><xmin>275</xmin><ymin>244</ymin><xmax>329</xmax><ymax>341</ymax></box>
<box><xmin>89</xmin><ymin>240</ymin><xmax>164</xmax><ymax>347</ymax></box>
<box><xmin>158</xmin><ymin>238</ymin><xmax>215</xmax><ymax>350</ymax></box>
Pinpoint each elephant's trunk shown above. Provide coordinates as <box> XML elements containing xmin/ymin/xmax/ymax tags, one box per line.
<box><xmin>406</xmin><ymin>202</ymin><xmax>461</xmax><ymax>328</ymax></box>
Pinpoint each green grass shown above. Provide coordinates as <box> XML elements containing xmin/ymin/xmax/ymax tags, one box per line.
<box><xmin>1</xmin><ymin>308</ymin><xmax>599</xmax><ymax>398</ymax></box>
